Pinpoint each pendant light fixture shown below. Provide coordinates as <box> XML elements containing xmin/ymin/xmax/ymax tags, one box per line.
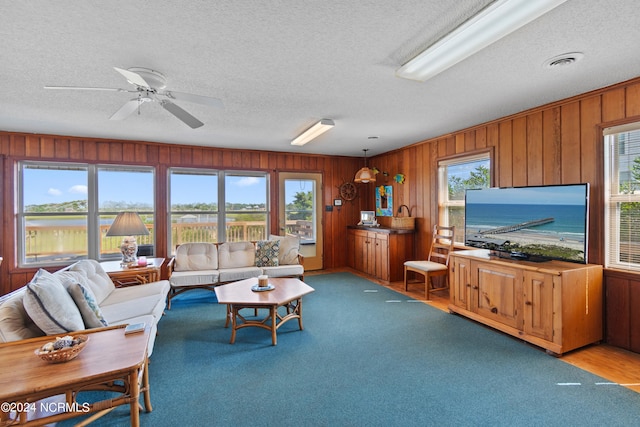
<box><xmin>354</xmin><ymin>149</ymin><xmax>376</xmax><ymax>183</ymax></box>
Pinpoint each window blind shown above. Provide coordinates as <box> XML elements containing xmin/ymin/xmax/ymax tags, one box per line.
<box><xmin>605</xmin><ymin>124</ymin><xmax>640</xmax><ymax>271</ymax></box>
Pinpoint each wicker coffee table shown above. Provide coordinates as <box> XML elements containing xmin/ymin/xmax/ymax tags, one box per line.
<box><xmin>215</xmin><ymin>277</ymin><xmax>314</xmax><ymax>345</ymax></box>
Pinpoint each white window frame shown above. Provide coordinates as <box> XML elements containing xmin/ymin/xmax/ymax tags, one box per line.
<box><xmin>17</xmin><ymin>161</ymin><xmax>155</xmax><ymax>267</ymax></box>
<box><xmin>604</xmin><ymin>122</ymin><xmax>640</xmax><ymax>271</ymax></box>
<box><xmin>437</xmin><ymin>151</ymin><xmax>491</xmax><ymax>244</ymax></box>
<box><xmin>168</xmin><ymin>168</ymin><xmax>270</xmax><ymax>253</ymax></box>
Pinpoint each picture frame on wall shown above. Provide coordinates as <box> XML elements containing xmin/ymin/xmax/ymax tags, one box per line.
<box><xmin>376</xmin><ymin>185</ymin><xmax>393</xmax><ymax>217</ymax></box>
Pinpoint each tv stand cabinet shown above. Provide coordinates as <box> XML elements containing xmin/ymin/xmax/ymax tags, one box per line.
<box><xmin>449</xmin><ymin>249</ymin><xmax>603</xmax><ymax>356</ymax></box>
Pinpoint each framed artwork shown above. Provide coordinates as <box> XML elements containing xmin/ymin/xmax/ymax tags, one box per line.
<box><xmin>375</xmin><ymin>185</ymin><xmax>393</xmax><ymax>217</ymax></box>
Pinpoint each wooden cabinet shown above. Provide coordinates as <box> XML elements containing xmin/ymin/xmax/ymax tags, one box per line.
<box><xmin>449</xmin><ymin>249</ymin><xmax>603</xmax><ymax>356</ymax></box>
<box><xmin>347</xmin><ymin>227</ymin><xmax>413</xmax><ymax>282</ymax></box>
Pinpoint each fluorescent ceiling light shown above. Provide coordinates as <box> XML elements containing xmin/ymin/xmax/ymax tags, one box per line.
<box><xmin>396</xmin><ymin>0</ymin><xmax>568</xmax><ymax>82</ymax></box>
<box><xmin>291</xmin><ymin>119</ymin><xmax>335</xmax><ymax>146</ymax></box>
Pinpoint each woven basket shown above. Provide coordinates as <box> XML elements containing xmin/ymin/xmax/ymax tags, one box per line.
<box><xmin>391</xmin><ymin>216</ymin><xmax>415</xmax><ymax>230</ymax></box>
<box><xmin>35</xmin><ymin>335</ymin><xmax>89</xmax><ymax>363</ymax></box>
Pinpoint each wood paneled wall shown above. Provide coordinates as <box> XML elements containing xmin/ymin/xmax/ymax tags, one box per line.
<box><xmin>0</xmin><ymin>135</ymin><xmax>365</xmax><ymax>295</ymax></box>
<box><xmin>2</xmin><ymin>76</ymin><xmax>640</xmax><ymax>352</ymax></box>
<box><xmin>368</xmin><ymin>76</ymin><xmax>640</xmax><ymax>353</ymax></box>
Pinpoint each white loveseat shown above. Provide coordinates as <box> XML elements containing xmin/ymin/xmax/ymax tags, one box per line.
<box><xmin>167</xmin><ymin>236</ymin><xmax>304</xmax><ymax>309</ymax></box>
<box><xmin>0</xmin><ymin>259</ymin><xmax>170</xmax><ymax>356</ymax></box>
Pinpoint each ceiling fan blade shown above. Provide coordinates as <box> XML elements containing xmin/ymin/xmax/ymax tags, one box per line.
<box><xmin>113</xmin><ymin>67</ymin><xmax>152</xmax><ymax>89</ymax></box>
<box><xmin>44</xmin><ymin>86</ymin><xmax>132</xmax><ymax>92</ymax></box>
<box><xmin>162</xmin><ymin>90</ymin><xmax>224</xmax><ymax>108</ymax></box>
<box><xmin>160</xmin><ymin>100</ymin><xmax>204</xmax><ymax>129</ymax></box>
<box><xmin>110</xmin><ymin>99</ymin><xmax>141</xmax><ymax>120</ymax></box>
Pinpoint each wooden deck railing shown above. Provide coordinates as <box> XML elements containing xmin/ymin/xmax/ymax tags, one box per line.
<box><xmin>24</xmin><ymin>220</ymin><xmax>314</xmax><ymax>261</ymax></box>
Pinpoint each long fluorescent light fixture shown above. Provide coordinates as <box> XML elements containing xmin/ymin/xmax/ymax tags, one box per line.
<box><xmin>291</xmin><ymin>119</ymin><xmax>335</xmax><ymax>146</ymax></box>
<box><xmin>396</xmin><ymin>0</ymin><xmax>568</xmax><ymax>82</ymax></box>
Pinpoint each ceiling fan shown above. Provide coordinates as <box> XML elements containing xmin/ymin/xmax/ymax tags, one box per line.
<box><xmin>45</xmin><ymin>67</ymin><xmax>224</xmax><ymax>129</ymax></box>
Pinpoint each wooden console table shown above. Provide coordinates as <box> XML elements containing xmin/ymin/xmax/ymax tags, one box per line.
<box><xmin>0</xmin><ymin>325</ymin><xmax>151</xmax><ymax>426</ymax></box>
<box><xmin>101</xmin><ymin>257</ymin><xmax>165</xmax><ymax>287</ymax></box>
<box><xmin>449</xmin><ymin>249</ymin><xmax>603</xmax><ymax>356</ymax></box>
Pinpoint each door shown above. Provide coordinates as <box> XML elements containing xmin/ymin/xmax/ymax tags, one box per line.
<box><xmin>278</xmin><ymin>172</ymin><xmax>323</xmax><ymax>270</ymax></box>
<box><xmin>474</xmin><ymin>262</ymin><xmax>522</xmax><ymax>329</ymax></box>
<box><xmin>451</xmin><ymin>256</ymin><xmax>471</xmax><ymax>310</ymax></box>
<box><xmin>523</xmin><ymin>271</ymin><xmax>554</xmax><ymax>341</ymax></box>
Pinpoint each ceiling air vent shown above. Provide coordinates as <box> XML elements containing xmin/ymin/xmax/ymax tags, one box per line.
<box><xmin>543</xmin><ymin>52</ymin><xmax>584</xmax><ymax>69</ymax></box>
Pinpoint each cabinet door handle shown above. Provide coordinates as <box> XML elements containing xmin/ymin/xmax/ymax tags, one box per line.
<box><xmin>525</xmin><ymin>301</ymin><xmax>532</xmax><ymax>306</ymax></box>
<box><xmin>472</xmin><ymin>285</ymin><xmax>478</xmax><ymax>290</ymax></box>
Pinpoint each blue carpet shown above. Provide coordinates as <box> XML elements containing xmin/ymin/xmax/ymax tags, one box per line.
<box><xmin>63</xmin><ymin>273</ymin><xmax>640</xmax><ymax>426</ymax></box>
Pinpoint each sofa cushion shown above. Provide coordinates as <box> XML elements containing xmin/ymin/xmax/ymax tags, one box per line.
<box><xmin>175</xmin><ymin>242</ymin><xmax>218</xmax><ymax>271</ymax></box>
<box><xmin>99</xmin><ymin>280</ymin><xmax>170</xmax><ymax>306</ymax></box>
<box><xmin>255</xmin><ymin>240</ymin><xmax>280</xmax><ymax>267</ymax></box>
<box><xmin>269</xmin><ymin>235</ymin><xmax>300</xmax><ymax>265</ymax></box>
<box><xmin>99</xmin><ymin>294</ymin><xmax>166</xmax><ymax>324</ymax></box>
<box><xmin>23</xmin><ymin>269</ymin><xmax>85</xmax><ymax>335</ymax></box>
<box><xmin>170</xmin><ymin>270</ymin><xmax>219</xmax><ymax>287</ymax></box>
<box><xmin>67</xmin><ymin>282</ymin><xmax>109</xmax><ymax>328</ymax></box>
<box><xmin>261</xmin><ymin>264</ymin><xmax>304</xmax><ymax>278</ymax></box>
<box><xmin>67</xmin><ymin>259</ymin><xmax>116</xmax><ymax>305</ymax></box>
<box><xmin>218</xmin><ymin>266</ymin><xmax>262</xmax><ymax>283</ymax></box>
<box><xmin>218</xmin><ymin>242</ymin><xmax>256</xmax><ymax>269</ymax></box>
<box><xmin>0</xmin><ymin>288</ymin><xmax>45</xmax><ymax>342</ymax></box>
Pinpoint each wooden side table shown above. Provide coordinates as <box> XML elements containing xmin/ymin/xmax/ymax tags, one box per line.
<box><xmin>0</xmin><ymin>325</ymin><xmax>151</xmax><ymax>426</ymax></box>
<box><xmin>100</xmin><ymin>257</ymin><xmax>165</xmax><ymax>287</ymax></box>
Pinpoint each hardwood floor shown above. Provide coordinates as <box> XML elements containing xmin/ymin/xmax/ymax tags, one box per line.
<box><xmin>310</xmin><ymin>268</ymin><xmax>640</xmax><ymax>394</ymax></box>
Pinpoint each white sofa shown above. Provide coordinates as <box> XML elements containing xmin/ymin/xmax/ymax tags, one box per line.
<box><xmin>0</xmin><ymin>259</ymin><xmax>170</xmax><ymax>356</ymax></box>
<box><xmin>167</xmin><ymin>236</ymin><xmax>304</xmax><ymax>309</ymax></box>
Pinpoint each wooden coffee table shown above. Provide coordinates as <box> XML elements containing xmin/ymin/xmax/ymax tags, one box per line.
<box><xmin>0</xmin><ymin>325</ymin><xmax>151</xmax><ymax>426</ymax></box>
<box><xmin>215</xmin><ymin>277</ymin><xmax>314</xmax><ymax>345</ymax></box>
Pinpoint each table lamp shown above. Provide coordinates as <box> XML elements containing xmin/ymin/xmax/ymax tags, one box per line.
<box><xmin>106</xmin><ymin>212</ymin><xmax>150</xmax><ymax>265</ymax></box>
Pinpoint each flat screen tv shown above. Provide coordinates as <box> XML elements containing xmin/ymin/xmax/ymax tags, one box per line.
<box><xmin>464</xmin><ymin>183</ymin><xmax>589</xmax><ymax>263</ymax></box>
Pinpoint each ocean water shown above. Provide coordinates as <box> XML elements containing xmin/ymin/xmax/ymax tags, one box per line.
<box><xmin>465</xmin><ymin>203</ymin><xmax>586</xmax><ymax>237</ymax></box>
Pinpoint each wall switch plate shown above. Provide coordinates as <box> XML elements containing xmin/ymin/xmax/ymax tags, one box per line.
<box><xmin>334</xmin><ymin>198</ymin><xmax>342</xmax><ymax>206</ymax></box>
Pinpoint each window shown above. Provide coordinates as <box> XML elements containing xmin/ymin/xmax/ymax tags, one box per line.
<box><xmin>168</xmin><ymin>169</ymin><xmax>269</xmax><ymax>252</ymax></box>
<box><xmin>98</xmin><ymin>167</ymin><xmax>155</xmax><ymax>259</ymax></box>
<box><xmin>437</xmin><ymin>152</ymin><xmax>491</xmax><ymax>244</ymax></box>
<box><xmin>224</xmin><ymin>172</ymin><xmax>269</xmax><ymax>242</ymax></box>
<box><xmin>604</xmin><ymin>123</ymin><xmax>640</xmax><ymax>271</ymax></box>
<box><xmin>18</xmin><ymin>162</ymin><xmax>155</xmax><ymax>266</ymax></box>
<box><xmin>20</xmin><ymin>163</ymin><xmax>89</xmax><ymax>265</ymax></box>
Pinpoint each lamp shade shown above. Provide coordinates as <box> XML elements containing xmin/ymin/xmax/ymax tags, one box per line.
<box><xmin>354</xmin><ymin>167</ymin><xmax>376</xmax><ymax>183</ymax></box>
<box><xmin>106</xmin><ymin>212</ymin><xmax>150</xmax><ymax>237</ymax></box>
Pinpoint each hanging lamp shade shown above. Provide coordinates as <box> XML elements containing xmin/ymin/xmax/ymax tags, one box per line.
<box><xmin>354</xmin><ymin>149</ymin><xmax>376</xmax><ymax>183</ymax></box>
<box><xmin>354</xmin><ymin>166</ymin><xmax>376</xmax><ymax>183</ymax></box>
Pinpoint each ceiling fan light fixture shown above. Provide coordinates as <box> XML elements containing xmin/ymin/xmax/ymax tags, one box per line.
<box><xmin>291</xmin><ymin>119</ymin><xmax>335</xmax><ymax>146</ymax></box>
<box><xmin>396</xmin><ymin>0</ymin><xmax>568</xmax><ymax>82</ymax></box>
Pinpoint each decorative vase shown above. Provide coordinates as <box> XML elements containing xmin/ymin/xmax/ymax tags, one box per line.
<box><xmin>120</xmin><ymin>236</ymin><xmax>138</xmax><ymax>264</ymax></box>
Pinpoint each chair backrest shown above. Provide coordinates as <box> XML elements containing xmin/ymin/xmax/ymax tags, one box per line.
<box><xmin>428</xmin><ymin>225</ymin><xmax>455</xmax><ymax>266</ymax></box>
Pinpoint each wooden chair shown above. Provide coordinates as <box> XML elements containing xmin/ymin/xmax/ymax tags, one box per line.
<box><xmin>404</xmin><ymin>225</ymin><xmax>455</xmax><ymax>300</ymax></box>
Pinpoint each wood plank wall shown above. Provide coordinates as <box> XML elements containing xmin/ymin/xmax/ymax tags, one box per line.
<box><xmin>0</xmin><ymin>135</ymin><xmax>365</xmax><ymax>295</ymax></box>
<box><xmin>2</xmin><ymin>76</ymin><xmax>640</xmax><ymax>352</ymax></box>
<box><xmin>369</xmin><ymin>76</ymin><xmax>640</xmax><ymax>353</ymax></box>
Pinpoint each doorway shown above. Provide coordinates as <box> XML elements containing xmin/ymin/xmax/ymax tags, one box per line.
<box><xmin>278</xmin><ymin>172</ymin><xmax>323</xmax><ymax>270</ymax></box>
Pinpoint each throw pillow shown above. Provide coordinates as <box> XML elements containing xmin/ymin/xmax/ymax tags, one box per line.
<box><xmin>23</xmin><ymin>269</ymin><xmax>85</xmax><ymax>335</ymax></box>
<box><xmin>269</xmin><ymin>235</ymin><xmax>300</xmax><ymax>265</ymax></box>
<box><xmin>67</xmin><ymin>282</ymin><xmax>109</xmax><ymax>328</ymax></box>
<box><xmin>255</xmin><ymin>240</ymin><xmax>280</xmax><ymax>267</ymax></box>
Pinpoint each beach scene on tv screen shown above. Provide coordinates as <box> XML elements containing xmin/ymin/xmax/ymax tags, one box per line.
<box><xmin>465</xmin><ymin>185</ymin><xmax>588</xmax><ymax>262</ymax></box>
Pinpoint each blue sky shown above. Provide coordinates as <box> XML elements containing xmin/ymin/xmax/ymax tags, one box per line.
<box><xmin>24</xmin><ymin>168</ymin><xmax>307</xmax><ymax>206</ymax></box>
<box><xmin>466</xmin><ymin>184</ymin><xmax>589</xmax><ymax>205</ymax></box>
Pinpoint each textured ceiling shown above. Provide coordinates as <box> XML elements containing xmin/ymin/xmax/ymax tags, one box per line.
<box><xmin>1</xmin><ymin>1</ymin><xmax>640</xmax><ymax>157</ymax></box>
